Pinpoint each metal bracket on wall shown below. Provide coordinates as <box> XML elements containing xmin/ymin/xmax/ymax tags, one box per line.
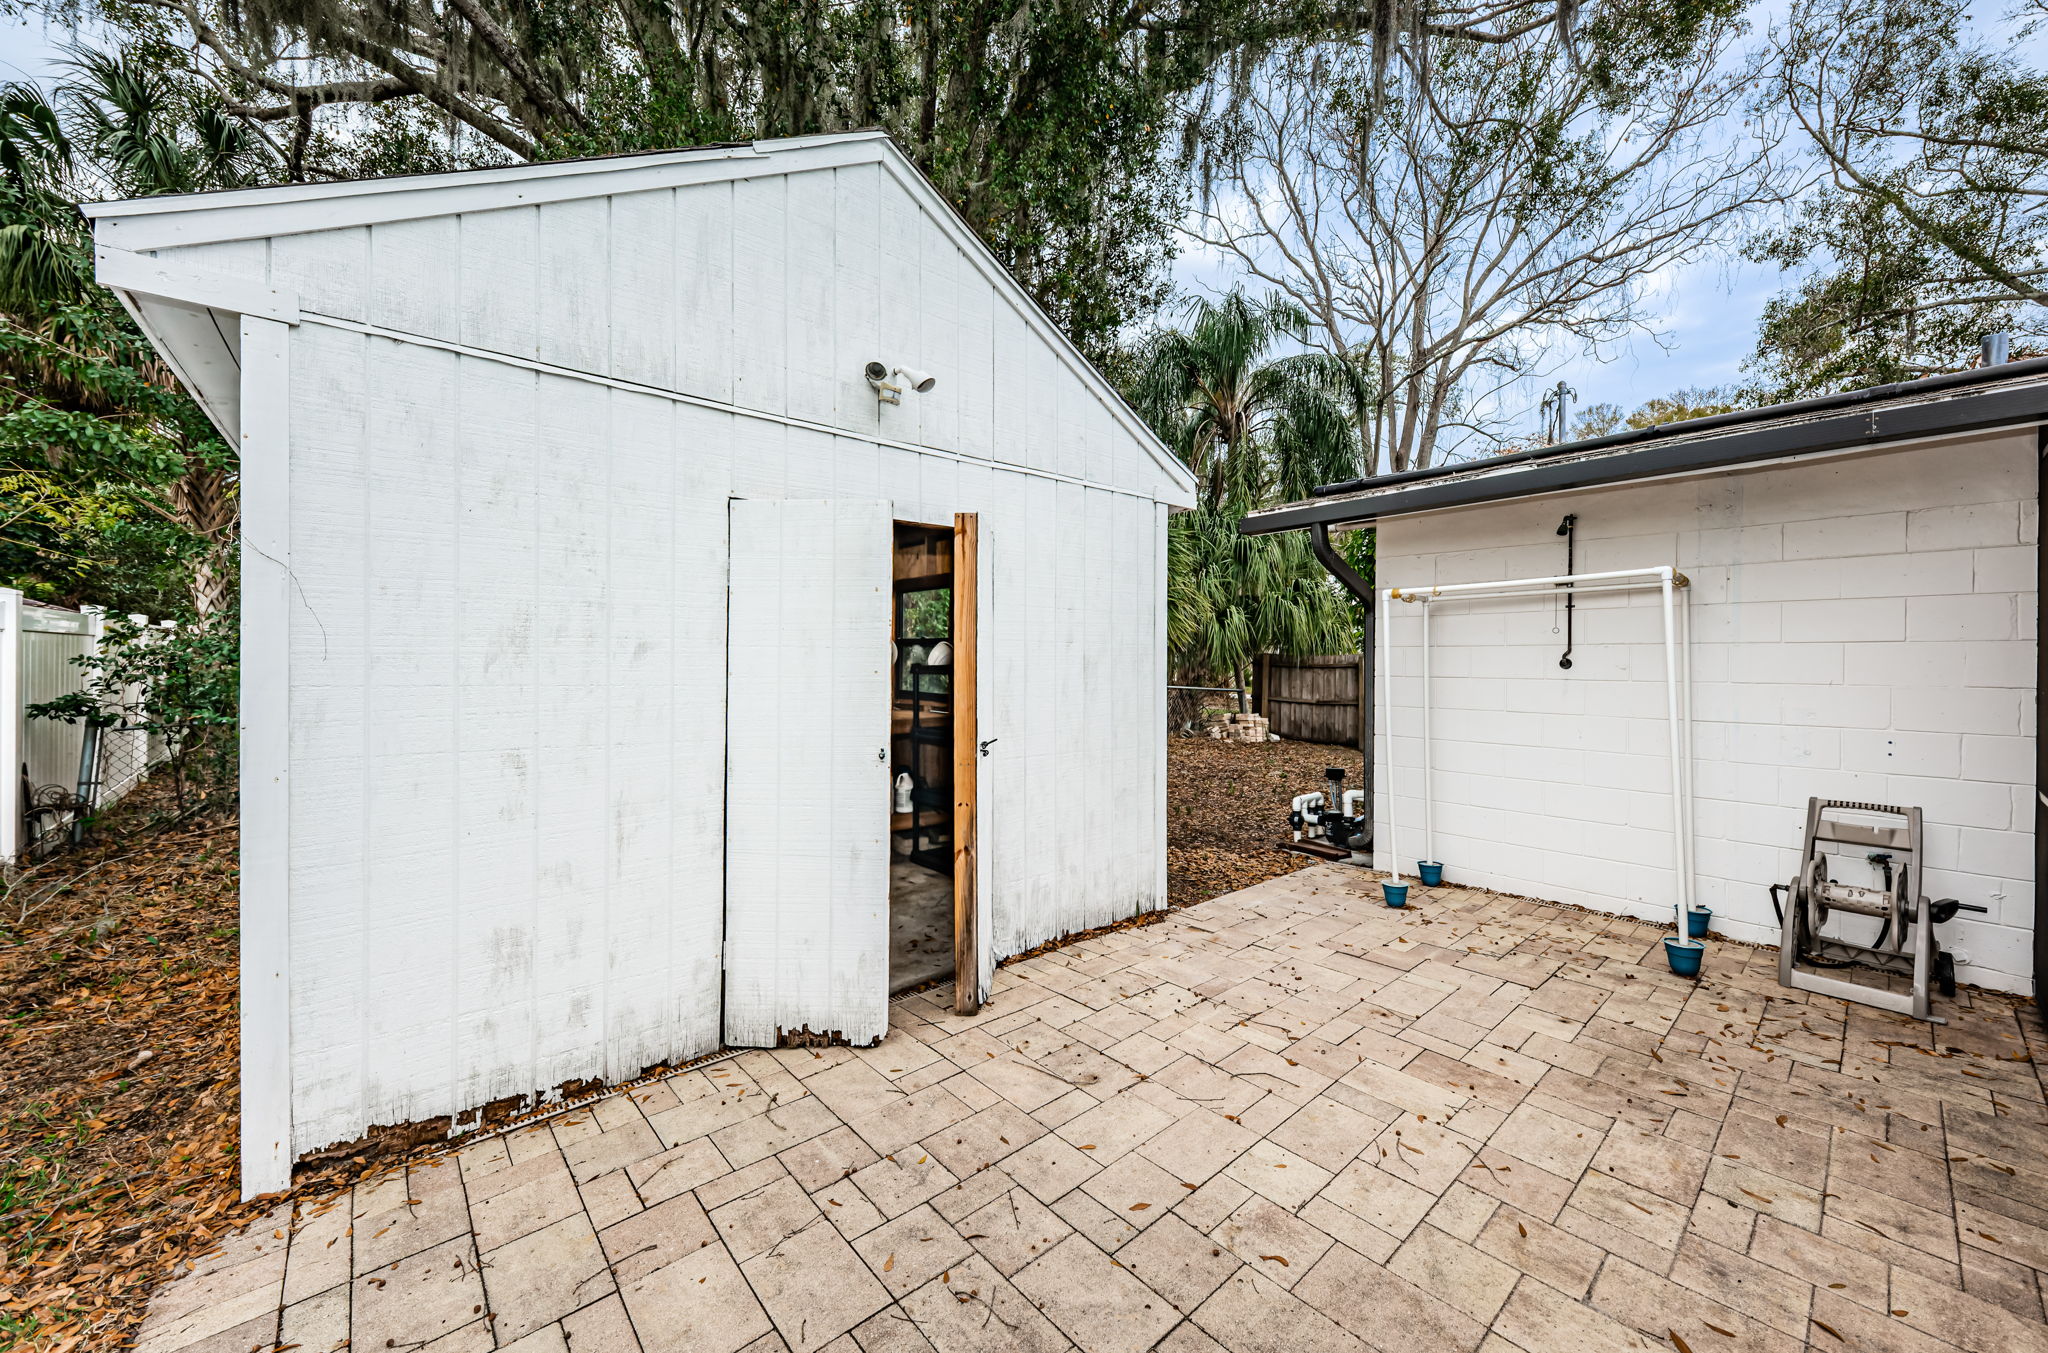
<box><xmin>1555</xmin><ymin>514</ymin><xmax>1577</xmax><ymax>669</ymax></box>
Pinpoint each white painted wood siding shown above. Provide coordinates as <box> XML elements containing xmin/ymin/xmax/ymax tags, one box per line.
<box><xmin>160</xmin><ymin>144</ymin><xmax>1180</xmax><ymax>1156</ymax></box>
<box><xmin>282</xmin><ymin>327</ymin><xmax>733</xmax><ymax>1153</ymax></box>
<box><xmin>724</xmin><ymin>498</ymin><xmax>892</xmax><ymax>1047</ymax></box>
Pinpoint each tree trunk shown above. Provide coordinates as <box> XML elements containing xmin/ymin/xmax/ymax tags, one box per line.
<box><xmin>168</xmin><ymin>464</ymin><xmax>237</xmax><ymax>617</ymax></box>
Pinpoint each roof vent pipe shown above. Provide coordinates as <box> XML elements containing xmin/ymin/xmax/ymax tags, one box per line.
<box><xmin>1539</xmin><ymin>380</ymin><xmax>1576</xmax><ymax>445</ymax></box>
<box><xmin>1983</xmin><ymin>332</ymin><xmax>2012</xmax><ymax>366</ymax></box>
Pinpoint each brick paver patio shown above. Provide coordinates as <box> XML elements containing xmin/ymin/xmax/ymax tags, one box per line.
<box><xmin>136</xmin><ymin>865</ymin><xmax>2048</xmax><ymax>1353</ymax></box>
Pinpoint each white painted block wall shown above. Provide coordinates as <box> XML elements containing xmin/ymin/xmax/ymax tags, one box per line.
<box><xmin>185</xmin><ymin>152</ymin><xmax>1179</xmax><ymax>1154</ymax></box>
<box><xmin>1373</xmin><ymin>427</ymin><xmax>2036</xmax><ymax>993</ymax></box>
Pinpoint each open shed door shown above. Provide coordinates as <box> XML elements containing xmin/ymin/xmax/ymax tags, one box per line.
<box><xmin>724</xmin><ymin>498</ymin><xmax>893</xmax><ymax>1048</ymax></box>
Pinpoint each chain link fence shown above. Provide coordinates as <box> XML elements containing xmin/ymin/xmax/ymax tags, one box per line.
<box><xmin>18</xmin><ymin>720</ymin><xmax>167</xmax><ymax>861</ymax></box>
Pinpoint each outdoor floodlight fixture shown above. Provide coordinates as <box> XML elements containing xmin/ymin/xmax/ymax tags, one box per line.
<box><xmin>866</xmin><ymin>360</ymin><xmax>900</xmax><ymax>405</ymax></box>
<box><xmin>867</xmin><ymin>360</ymin><xmax>936</xmax><ymax>406</ymax></box>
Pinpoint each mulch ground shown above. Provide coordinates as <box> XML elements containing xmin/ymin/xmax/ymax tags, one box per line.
<box><xmin>0</xmin><ymin>784</ymin><xmax>250</xmax><ymax>1351</ymax></box>
<box><xmin>0</xmin><ymin>736</ymin><xmax>1360</xmax><ymax>1350</ymax></box>
<box><xmin>1167</xmin><ymin>732</ymin><xmax>1365</xmax><ymax>909</ymax></box>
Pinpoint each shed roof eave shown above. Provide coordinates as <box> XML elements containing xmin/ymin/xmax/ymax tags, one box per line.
<box><xmin>78</xmin><ymin>131</ymin><xmax>878</xmax><ymax>222</ymax></box>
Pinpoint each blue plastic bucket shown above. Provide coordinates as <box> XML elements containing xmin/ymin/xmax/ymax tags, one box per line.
<box><xmin>1383</xmin><ymin>882</ymin><xmax>1410</xmax><ymax>909</ymax></box>
<box><xmin>1686</xmin><ymin>907</ymin><xmax>1712</xmax><ymax>939</ymax></box>
<box><xmin>1664</xmin><ymin>937</ymin><xmax>1704</xmax><ymax>978</ymax></box>
<box><xmin>1417</xmin><ymin>861</ymin><xmax>1444</xmax><ymax>887</ymax></box>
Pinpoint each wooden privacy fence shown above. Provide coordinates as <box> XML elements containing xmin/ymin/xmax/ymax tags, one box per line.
<box><xmin>1255</xmin><ymin>652</ymin><xmax>1368</xmax><ymax>748</ymax></box>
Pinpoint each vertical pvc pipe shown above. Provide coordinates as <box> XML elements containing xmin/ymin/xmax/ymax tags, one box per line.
<box><xmin>1420</xmin><ymin>596</ymin><xmax>1434</xmax><ymax>865</ymax></box>
<box><xmin>1659</xmin><ymin>570</ymin><xmax>1689</xmax><ymax>931</ymax></box>
<box><xmin>1379</xmin><ymin>588</ymin><xmax>1400</xmax><ymax>884</ymax></box>
<box><xmin>1677</xmin><ymin>586</ymin><xmax>1695</xmax><ymax>908</ymax></box>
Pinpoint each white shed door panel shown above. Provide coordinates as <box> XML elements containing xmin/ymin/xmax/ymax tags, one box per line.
<box><xmin>724</xmin><ymin>497</ymin><xmax>893</xmax><ymax>1048</ymax></box>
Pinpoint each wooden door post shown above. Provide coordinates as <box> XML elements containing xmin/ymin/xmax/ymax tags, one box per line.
<box><xmin>951</xmin><ymin>513</ymin><xmax>980</xmax><ymax>1016</ymax></box>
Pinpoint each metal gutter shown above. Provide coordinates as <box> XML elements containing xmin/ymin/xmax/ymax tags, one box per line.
<box><xmin>1242</xmin><ymin>377</ymin><xmax>2048</xmax><ymax>534</ymax></box>
<box><xmin>1305</xmin><ymin>353</ymin><xmax>2048</xmax><ymax>502</ymax></box>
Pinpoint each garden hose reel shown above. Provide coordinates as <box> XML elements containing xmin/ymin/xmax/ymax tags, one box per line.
<box><xmin>1775</xmin><ymin>797</ymin><xmax>1983</xmax><ymax>1024</ymax></box>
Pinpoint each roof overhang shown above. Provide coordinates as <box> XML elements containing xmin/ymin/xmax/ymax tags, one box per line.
<box><xmin>1243</xmin><ymin>369</ymin><xmax>2048</xmax><ymax>535</ymax></box>
<box><xmin>90</xmin><ymin>246</ymin><xmax>304</xmax><ymax>447</ymax></box>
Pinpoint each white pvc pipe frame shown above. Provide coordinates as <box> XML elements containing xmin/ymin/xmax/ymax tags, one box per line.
<box><xmin>1377</xmin><ymin>566</ymin><xmax>1696</xmax><ymax>933</ymax></box>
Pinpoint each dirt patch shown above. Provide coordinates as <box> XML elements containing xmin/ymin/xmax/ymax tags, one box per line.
<box><xmin>1167</xmin><ymin>733</ymin><xmax>1365</xmax><ymax>909</ymax></box>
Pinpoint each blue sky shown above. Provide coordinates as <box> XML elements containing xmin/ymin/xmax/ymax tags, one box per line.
<box><xmin>1170</xmin><ymin>242</ymin><xmax>1790</xmax><ymax>439</ymax></box>
<box><xmin>2</xmin><ymin>9</ymin><xmax>1791</xmax><ymax>430</ymax></box>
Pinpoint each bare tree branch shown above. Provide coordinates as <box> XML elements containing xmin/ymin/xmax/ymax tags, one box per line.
<box><xmin>1186</xmin><ymin>23</ymin><xmax>1784</xmax><ymax>470</ymax></box>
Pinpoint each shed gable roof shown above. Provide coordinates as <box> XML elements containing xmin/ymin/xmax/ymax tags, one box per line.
<box><xmin>85</xmin><ymin>132</ymin><xmax>1195</xmax><ymax>504</ymax></box>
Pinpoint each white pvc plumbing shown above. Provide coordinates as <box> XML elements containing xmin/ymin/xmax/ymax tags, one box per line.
<box><xmin>1420</xmin><ymin>595</ymin><xmax>1434</xmax><ymax>866</ymax></box>
<box><xmin>1378</xmin><ymin>565</ymin><xmax>1695</xmax><ymax>930</ymax></box>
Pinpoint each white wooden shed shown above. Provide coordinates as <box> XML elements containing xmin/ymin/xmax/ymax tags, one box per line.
<box><xmin>1247</xmin><ymin>365</ymin><xmax>2048</xmax><ymax>1012</ymax></box>
<box><xmin>84</xmin><ymin>132</ymin><xmax>1195</xmax><ymax>1196</ymax></box>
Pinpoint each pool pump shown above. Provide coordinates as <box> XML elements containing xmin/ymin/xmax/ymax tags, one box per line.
<box><xmin>1284</xmin><ymin>766</ymin><xmax>1371</xmax><ymax>861</ymax></box>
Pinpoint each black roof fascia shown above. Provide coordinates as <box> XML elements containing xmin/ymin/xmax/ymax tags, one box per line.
<box><xmin>1305</xmin><ymin>353</ymin><xmax>2048</xmax><ymax>501</ymax></box>
<box><xmin>1241</xmin><ymin>378</ymin><xmax>2048</xmax><ymax>535</ymax></box>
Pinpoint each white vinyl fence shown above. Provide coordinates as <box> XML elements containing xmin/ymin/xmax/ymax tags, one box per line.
<box><xmin>0</xmin><ymin>589</ymin><xmax>164</xmax><ymax>863</ymax></box>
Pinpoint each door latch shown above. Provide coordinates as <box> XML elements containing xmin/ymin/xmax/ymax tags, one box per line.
<box><xmin>979</xmin><ymin>738</ymin><xmax>998</xmax><ymax>757</ymax></box>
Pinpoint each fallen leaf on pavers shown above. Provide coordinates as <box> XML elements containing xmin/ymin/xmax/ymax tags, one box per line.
<box><xmin>884</xmin><ymin>1255</ymin><xmax>895</xmax><ymax>1272</ymax></box>
<box><xmin>1813</xmin><ymin>1321</ymin><xmax>1844</xmax><ymax>1341</ymax></box>
<box><xmin>1517</xmin><ymin>1223</ymin><xmax>1528</xmax><ymax>1238</ymax></box>
<box><xmin>1669</xmin><ymin>1333</ymin><xmax>1693</xmax><ymax>1353</ymax></box>
<box><xmin>1130</xmin><ymin>1203</ymin><xmax>1151</xmax><ymax>1211</ymax></box>
<box><xmin>1704</xmin><ymin>1323</ymin><xmax>1735</xmax><ymax>1336</ymax></box>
